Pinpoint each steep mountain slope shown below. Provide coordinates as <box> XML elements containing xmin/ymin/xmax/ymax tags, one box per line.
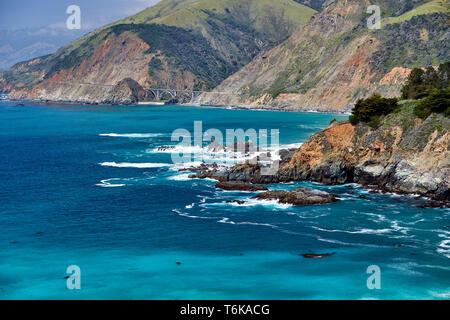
<box><xmin>196</xmin><ymin>0</ymin><xmax>449</xmax><ymax>111</ymax></box>
<box><xmin>0</xmin><ymin>0</ymin><xmax>315</xmax><ymax>103</ymax></box>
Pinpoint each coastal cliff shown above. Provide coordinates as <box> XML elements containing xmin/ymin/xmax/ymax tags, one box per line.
<box><xmin>211</xmin><ymin>101</ymin><xmax>449</xmax><ymax>201</ymax></box>
<box><xmin>0</xmin><ymin>0</ymin><xmax>315</xmax><ymax>105</ymax></box>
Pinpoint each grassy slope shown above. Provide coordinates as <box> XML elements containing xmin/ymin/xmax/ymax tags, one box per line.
<box><xmin>384</xmin><ymin>0</ymin><xmax>449</xmax><ymax>25</ymax></box>
<box><xmin>1</xmin><ymin>0</ymin><xmax>316</xmax><ymax>91</ymax></box>
<box><xmin>118</xmin><ymin>0</ymin><xmax>316</xmax><ymax>30</ymax></box>
<box><xmin>243</xmin><ymin>0</ymin><xmax>449</xmax><ymax>99</ymax></box>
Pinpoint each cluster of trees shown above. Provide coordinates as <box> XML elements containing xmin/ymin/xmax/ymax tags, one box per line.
<box><xmin>414</xmin><ymin>88</ymin><xmax>450</xmax><ymax>119</ymax></box>
<box><xmin>401</xmin><ymin>62</ymin><xmax>449</xmax><ymax>100</ymax></box>
<box><xmin>402</xmin><ymin>62</ymin><xmax>449</xmax><ymax>119</ymax></box>
<box><xmin>370</xmin><ymin>13</ymin><xmax>449</xmax><ymax>76</ymax></box>
<box><xmin>350</xmin><ymin>61</ymin><xmax>449</xmax><ymax>126</ymax></box>
<box><xmin>349</xmin><ymin>95</ymin><xmax>399</xmax><ymax>127</ymax></box>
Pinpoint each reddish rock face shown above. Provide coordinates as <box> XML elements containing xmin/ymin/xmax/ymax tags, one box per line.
<box><xmin>5</xmin><ymin>31</ymin><xmax>202</xmax><ymax>104</ymax></box>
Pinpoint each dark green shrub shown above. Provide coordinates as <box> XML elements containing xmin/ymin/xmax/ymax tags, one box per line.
<box><xmin>350</xmin><ymin>94</ymin><xmax>399</xmax><ymax>126</ymax></box>
<box><xmin>401</xmin><ymin>62</ymin><xmax>450</xmax><ymax>100</ymax></box>
<box><xmin>148</xmin><ymin>57</ymin><xmax>163</xmax><ymax>76</ymax></box>
<box><xmin>414</xmin><ymin>88</ymin><xmax>450</xmax><ymax>119</ymax></box>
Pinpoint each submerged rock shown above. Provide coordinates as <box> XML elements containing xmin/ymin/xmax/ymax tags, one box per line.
<box><xmin>215</xmin><ymin>181</ymin><xmax>268</xmax><ymax>192</ymax></box>
<box><xmin>301</xmin><ymin>253</ymin><xmax>336</xmax><ymax>259</ymax></box>
<box><xmin>157</xmin><ymin>146</ymin><xmax>176</xmax><ymax>152</ymax></box>
<box><xmin>252</xmin><ymin>188</ymin><xmax>337</xmax><ymax>206</ymax></box>
<box><xmin>226</xmin><ymin>200</ymin><xmax>246</xmax><ymax>205</ymax></box>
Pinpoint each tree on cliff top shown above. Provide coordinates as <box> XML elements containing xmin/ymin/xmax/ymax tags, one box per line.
<box><xmin>414</xmin><ymin>88</ymin><xmax>450</xmax><ymax>119</ymax></box>
<box><xmin>349</xmin><ymin>94</ymin><xmax>399</xmax><ymax>127</ymax></box>
<box><xmin>401</xmin><ymin>62</ymin><xmax>450</xmax><ymax>100</ymax></box>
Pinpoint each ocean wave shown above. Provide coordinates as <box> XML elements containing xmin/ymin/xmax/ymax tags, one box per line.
<box><xmin>168</xmin><ymin>162</ymin><xmax>204</xmax><ymax>171</ymax></box>
<box><xmin>171</xmin><ymin>209</ymin><xmax>219</xmax><ymax>220</ymax></box>
<box><xmin>148</xmin><ymin>142</ymin><xmax>302</xmax><ymax>166</ymax></box>
<box><xmin>311</xmin><ymin>226</ymin><xmax>392</xmax><ymax>235</ymax></box>
<box><xmin>217</xmin><ymin>217</ymin><xmax>278</xmax><ymax>228</ymax></box>
<box><xmin>99</xmin><ymin>162</ymin><xmax>172</xmax><ymax>168</ymax></box>
<box><xmin>316</xmin><ymin>237</ymin><xmax>393</xmax><ymax>248</ymax></box>
<box><xmin>95</xmin><ymin>179</ymin><xmax>125</xmax><ymax>188</ymax></box>
<box><xmin>167</xmin><ymin>173</ymin><xmax>192</xmax><ymax>181</ymax></box>
<box><xmin>204</xmin><ymin>198</ymin><xmax>292</xmax><ymax>210</ymax></box>
<box><xmin>437</xmin><ymin>239</ymin><xmax>450</xmax><ymax>258</ymax></box>
<box><xmin>150</xmin><ymin>145</ymin><xmax>203</xmax><ymax>154</ymax></box>
<box><xmin>100</xmin><ymin>133</ymin><xmax>164</xmax><ymax>138</ymax></box>
<box><xmin>428</xmin><ymin>290</ymin><xmax>450</xmax><ymax>299</ymax></box>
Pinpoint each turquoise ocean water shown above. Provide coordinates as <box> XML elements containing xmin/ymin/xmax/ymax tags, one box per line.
<box><xmin>0</xmin><ymin>101</ymin><xmax>448</xmax><ymax>299</ymax></box>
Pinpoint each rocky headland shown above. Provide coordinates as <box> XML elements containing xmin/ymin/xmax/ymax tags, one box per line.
<box><xmin>190</xmin><ymin>102</ymin><xmax>449</xmax><ymax>205</ymax></box>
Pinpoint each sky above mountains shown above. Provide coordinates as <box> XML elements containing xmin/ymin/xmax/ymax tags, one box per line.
<box><xmin>0</xmin><ymin>0</ymin><xmax>161</xmax><ymax>70</ymax></box>
<box><xmin>0</xmin><ymin>0</ymin><xmax>161</xmax><ymax>30</ymax></box>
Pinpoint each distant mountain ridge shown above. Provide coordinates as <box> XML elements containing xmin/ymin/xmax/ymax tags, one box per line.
<box><xmin>0</xmin><ymin>0</ymin><xmax>449</xmax><ymax>108</ymax></box>
<box><xmin>0</xmin><ymin>0</ymin><xmax>315</xmax><ymax>103</ymax></box>
<box><xmin>195</xmin><ymin>0</ymin><xmax>449</xmax><ymax>111</ymax></box>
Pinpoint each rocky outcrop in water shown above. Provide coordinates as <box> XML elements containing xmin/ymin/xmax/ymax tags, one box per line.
<box><xmin>252</xmin><ymin>188</ymin><xmax>337</xmax><ymax>206</ymax></box>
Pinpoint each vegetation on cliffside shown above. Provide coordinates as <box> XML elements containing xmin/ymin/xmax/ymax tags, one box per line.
<box><xmin>350</xmin><ymin>60</ymin><xmax>450</xmax><ymax>126</ymax></box>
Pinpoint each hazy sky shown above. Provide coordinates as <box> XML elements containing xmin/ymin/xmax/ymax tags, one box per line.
<box><xmin>0</xmin><ymin>0</ymin><xmax>161</xmax><ymax>30</ymax></box>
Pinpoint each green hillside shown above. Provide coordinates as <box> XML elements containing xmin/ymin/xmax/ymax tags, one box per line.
<box><xmin>385</xmin><ymin>0</ymin><xmax>449</xmax><ymax>25</ymax></box>
<box><xmin>1</xmin><ymin>0</ymin><xmax>316</xmax><ymax>91</ymax></box>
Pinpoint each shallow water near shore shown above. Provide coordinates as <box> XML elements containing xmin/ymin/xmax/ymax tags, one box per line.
<box><xmin>0</xmin><ymin>101</ymin><xmax>449</xmax><ymax>299</ymax></box>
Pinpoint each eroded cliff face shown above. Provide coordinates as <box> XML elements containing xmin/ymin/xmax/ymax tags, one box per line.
<box><xmin>1</xmin><ymin>0</ymin><xmax>316</xmax><ymax>105</ymax></box>
<box><xmin>194</xmin><ymin>6</ymin><xmax>449</xmax><ymax>111</ymax></box>
<box><xmin>7</xmin><ymin>32</ymin><xmax>149</xmax><ymax>103</ymax></box>
<box><xmin>6</xmin><ymin>32</ymin><xmax>203</xmax><ymax>104</ymax></box>
<box><xmin>217</xmin><ymin>104</ymin><xmax>450</xmax><ymax>201</ymax></box>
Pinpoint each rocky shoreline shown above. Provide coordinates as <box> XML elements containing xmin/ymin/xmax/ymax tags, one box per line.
<box><xmin>184</xmin><ymin>103</ymin><xmax>450</xmax><ymax>207</ymax></box>
<box><xmin>1</xmin><ymin>97</ymin><xmax>352</xmax><ymax>115</ymax></box>
<box><xmin>4</xmin><ymin>97</ymin><xmax>448</xmax><ymax>207</ymax></box>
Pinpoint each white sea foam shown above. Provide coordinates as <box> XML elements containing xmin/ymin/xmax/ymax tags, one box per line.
<box><xmin>217</xmin><ymin>217</ymin><xmax>277</xmax><ymax>228</ymax></box>
<box><xmin>100</xmin><ymin>133</ymin><xmax>164</xmax><ymax>138</ymax></box>
<box><xmin>95</xmin><ymin>179</ymin><xmax>125</xmax><ymax>188</ymax></box>
<box><xmin>429</xmin><ymin>290</ymin><xmax>450</xmax><ymax>299</ymax></box>
<box><xmin>168</xmin><ymin>173</ymin><xmax>192</xmax><ymax>181</ymax></box>
<box><xmin>99</xmin><ymin>162</ymin><xmax>171</xmax><ymax>168</ymax></box>
<box><xmin>207</xmin><ymin>198</ymin><xmax>292</xmax><ymax>209</ymax></box>
<box><xmin>149</xmin><ymin>142</ymin><xmax>303</xmax><ymax>167</ymax></box>
<box><xmin>151</xmin><ymin>145</ymin><xmax>204</xmax><ymax>154</ymax></box>
<box><xmin>437</xmin><ymin>239</ymin><xmax>450</xmax><ymax>258</ymax></box>
<box><xmin>316</xmin><ymin>237</ymin><xmax>393</xmax><ymax>248</ymax></box>
<box><xmin>171</xmin><ymin>209</ymin><xmax>219</xmax><ymax>220</ymax></box>
<box><xmin>311</xmin><ymin>226</ymin><xmax>392</xmax><ymax>235</ymax></box>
